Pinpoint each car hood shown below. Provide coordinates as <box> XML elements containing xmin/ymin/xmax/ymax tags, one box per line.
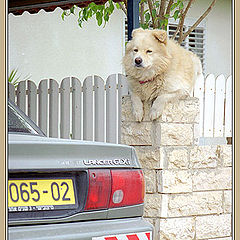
<box><xmin>8</xmin><ymin>134</ymin><xmax>140</xmax><ymax>170</ymax></box>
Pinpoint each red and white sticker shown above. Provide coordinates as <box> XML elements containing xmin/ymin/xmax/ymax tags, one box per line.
<box><xmin>93</xmin><ymin>231</ymin><xmax>152</xmax><ymax>240</ymax></box>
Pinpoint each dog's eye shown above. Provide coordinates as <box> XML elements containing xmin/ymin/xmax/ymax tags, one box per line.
<box><xmin>147</xmin><ymin>50</ymin><xmax>152</xmax><ymax>53</ymax></box>
<box><xmin>134</xmin><ymin>49</ymin><xmax>138</xmax><ymax>52</ymax></box>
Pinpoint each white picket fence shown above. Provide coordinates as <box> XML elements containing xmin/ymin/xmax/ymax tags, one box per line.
<box><xmin>8</xmin><ymin>73</ymin><xmax>232</xmax><ymax>144</ymax></box>
<box><xmin>8</xmin><ymin>74</ymin><xmax>128</xmax><ymax>143</ymax></box>
<box><xmin>194</xmin><ymin>74</ymin><xmax>232</xmax><ymax>141</ymax></box>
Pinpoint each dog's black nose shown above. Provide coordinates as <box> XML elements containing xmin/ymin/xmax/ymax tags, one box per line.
<box><xmin>135</xmin><ymin>57</ymin><xmax>142</xmax><ymax>65</ymax></box>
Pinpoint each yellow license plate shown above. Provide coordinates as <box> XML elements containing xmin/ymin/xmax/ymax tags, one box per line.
<box><xmin>8</xmin><ymin>179</ymin><xmax>76</xmax><ymax>209</ymax></box>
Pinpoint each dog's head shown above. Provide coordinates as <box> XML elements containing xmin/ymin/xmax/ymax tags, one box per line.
<box><xmin>123</xmin><ymin>28</ymin><xmax>172</xmax><ymax>80</ymax></box>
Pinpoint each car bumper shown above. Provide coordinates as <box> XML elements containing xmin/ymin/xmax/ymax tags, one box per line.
<box><xmin>9</xmin><ymin>217</ymin><xmax>153</xmax><ymax>240</ymax></box>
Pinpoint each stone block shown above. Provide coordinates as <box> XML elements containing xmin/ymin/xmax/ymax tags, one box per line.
<box><xmin>121</xmin><ymin>121</ymin><xmax>153</xmax><ymax>146</ymax></box>
<box><xmin>134</xmin><ymin>146</ymin><xmax>162</xmax><ymax>169</ymax></box>
<box><xmin>143</xmin><ymin>169</ymin><xmax>157</xmax><ymax>193</ymax></box>
<box><xmin>167</xmin><ymin>191</ymin><xmax>223</xmax><ymax>217</ymax></box>
<box><xmin>219</xmin><ymin>145</ymin><xmax>232</xmax><ymax>167</ymax></box>
<box><xmin>121</xmin><ymin>96</ymin><xmax>199</xmax><ymax>124</ymax></box>
<box><xmin>223</xmin><ymin>190</ymin><xmax>232</xmax><ymax>213</ymax></box>
<box><xmin>196</xmin><ymin>214</ymin><xmax>232</xmax><ymax>239</ymax></box>
<box><xmin>158</xmin><ymin>170</ymin><xmax>192</xmax><ymax>193</ymax></box>
<box><xmin>144</xmin><ymin>194</ymin><xmax>162</xmax><ymax>217</ymax></box>
<box><xmin>190</xmin><ymin>145</ymin><xmax>220</xmax><ymax>168</ymax></box>
<box><xmin>159</xmin><ymin>217</ymin><xmax>195</xmax><ymax>240</ymax></box>
<box><xmin>167</xmin><ymin>147</ymin><xmax>189</xmax><ymax>169</ymax></box>
<box><xmin>193</xmin><ymin>168</ymin><xmax>232</xmax><ymax>191</ymax></box>
<box><xmin>160</xmin><ymin>123</ymin><xmax>193</xmax><ymax>146</ymax></box>
<box><xmin>161</xmin><ymin>97</ymin><xmax>199</xmax><ymax>123</ymax></box>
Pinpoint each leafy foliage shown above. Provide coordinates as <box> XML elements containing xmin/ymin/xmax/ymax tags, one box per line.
<box><xmin>62</xmin><ymin>0</ymin><xmax>117</xmax><ymax>27</ymax></box>
<box><xmin>61</xmin><ymin>0</ymin><xmax>216</xmax><ymax>44</ymax></box>
<box><xmin>8</xmin><ymin>69</ymin><xmax>31</xmax><ymax>88</ymax></box>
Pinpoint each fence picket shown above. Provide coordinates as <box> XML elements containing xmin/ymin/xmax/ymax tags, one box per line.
<box><xmin>214</xmin><ymin>75</ymin><xmax>226</xmax><ymax>137</ymax></box>
<box><xmin>106</xmin><ymin>74</ymin><xmax>117</xmax><ymax>143</ymax></box>
<box><xmin>60</xmin><ymin>78</ymin><xmax>70</xmax><ymax>139</ymax></box>
<box><xmin>27</xmin><ymin>80</ymin><xmax>37</xmax><ymax>124</ymax></box>
<box><xmin>193</xmin><ymin>74</ymin><xmax>205</xmax><ymax>137</ymax></box>
<box><xmin>8</xmin><ymin>83</ymin><xmax>15</xmax><ymax>102</ymax></box>
<box><xmin>203</xmin><ymin>74</ymin><xmax>215</xmax><ymax>137</ymax></box>
<box><xmin>49</xmin><ymin>79</ymin><xmax>59</xmax><ymax>138</ymax></box>
<box><xmin>94</xmin><ymin>75</ymin><xmax>105</xmax><ymax>142</ymax></box>
<box><xmin>83</xmin><ymin>76</ymin><xmax>93</xmax><ymax>141</ymax></box>
<box><xmin>118</xmin><ymin>74</ymin><xmax>128</xmax><ymax>143</ymax></box>
<box><xmin>8</xmin><ymin>73</ymin><xmax>232</xmax><ymax>144</ymax></box>
<box><xmin>72</xmin><ymin>77</ymin><xmax>82</xmax><ymax>140</ymax></box>
<box><xmin>225</xmin><ymin>76</ymin><xmax>232</xmax><ymax>137</ymax></box>
<box><xmin>38</xmin><ymin>79</ymin><xmax>48</xmax><ymax>135</ymax></box>
<box><xmin>16</xmin><ymin>81</ymin><xmax>26</xmax><ymax>113</ymax></box>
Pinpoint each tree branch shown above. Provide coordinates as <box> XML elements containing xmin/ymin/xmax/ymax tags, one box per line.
<box><xmin>178</xmin><ymin>0</ymin><xmax>194</xmax><ymax>43</ymax></box>
<box><xmin>159</xmin><ymin>0</ymin><xmax>167</xmax><ymax>17</ymax></box>
<box><xmin>118</xmin><ymin>2</ymin><xmax>127</xmax><ymax>16</ymax></box>
<box><xmin>165</xmin><ymin>0</ymin><xmax>173</xmax><ymax>16</ymax></box>
<box><xmin>147</xmin><ymin>0</ymin><xmax>157</xmax><ymax>28</ymax></box>
<box><xmin>182</xmin><ymin>0</ymin><xmax>217</xmax><ymax>42</ymax></box>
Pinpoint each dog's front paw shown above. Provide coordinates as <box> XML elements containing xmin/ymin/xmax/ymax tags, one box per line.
<box><xmin>149</xmin><ymin>107</ymin><xmax>163</xmax><ymax>121</ymax></box>
<box><xmin>133</xmin><ymin>108</ymin><xmax>144</xmax><ymax>122</ymax></box>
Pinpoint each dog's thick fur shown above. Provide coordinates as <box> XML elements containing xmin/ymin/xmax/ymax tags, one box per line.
<box><xmin>123</xmin><ymin>28</ymin><xmax>203</xmax><ymax>121</ymax></box>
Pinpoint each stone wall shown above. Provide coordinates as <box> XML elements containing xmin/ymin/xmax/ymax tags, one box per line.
<box><xmin>121</xmin><ymin>96</ymin><xmax>232</xmax><ymax>240</ymax></box>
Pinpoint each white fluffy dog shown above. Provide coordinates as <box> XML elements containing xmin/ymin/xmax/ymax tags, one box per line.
<box><xmin>123</xmin><ymin>28</ymin><xmax>202</xmax><ymax>122</ymax></box>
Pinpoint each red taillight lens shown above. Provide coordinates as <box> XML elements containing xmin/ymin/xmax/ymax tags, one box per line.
<box><xmin>109</xmin><ymin>169</ymin><xmax>145</xmax><ymax>208</ymax></box>
<box><xmin>84</xmin><ymin>169</ymin><xmax>111</xmax><ymax>210</ymax></box>
<box><xmin>84</xmin><ymin>169</ymin><xmax>145</xmax><ymax>211</ymax></box>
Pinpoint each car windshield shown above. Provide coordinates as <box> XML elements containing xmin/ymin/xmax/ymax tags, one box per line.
<box><xmin>8</xmin><ymin>102</ymin><xmax>44</xmax><ymax>136</ymax></box>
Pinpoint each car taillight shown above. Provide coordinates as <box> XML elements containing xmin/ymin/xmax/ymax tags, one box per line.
<box><xmin>85</xmin><ymin>169</ymin><xmax>111</xmax><ymax>210</ymax></box>
<box><xmin>84</xmin><ymin>169</ymin><xmax>145</xmax><ymax>211</ymax></box>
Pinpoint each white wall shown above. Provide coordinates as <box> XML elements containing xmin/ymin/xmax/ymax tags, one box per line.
<box><xmin>8</xmin><ymin>0</ymin><xmax>232</xmax><ymax>85</ymax></box>
<box><xmin>187</xmin><ymin>0</ymin><xmax>232</xmax><ymax>77</ymax></box>
<box><xmin>8</xmin><ymin>7</ymin><xmax>125</xmax><ymax>85</ymax></box>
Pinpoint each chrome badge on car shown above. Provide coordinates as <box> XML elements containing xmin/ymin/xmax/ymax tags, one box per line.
<box><xmin>83</xmin><ymin>159</ymin><xmax>131</xmax><ymax>166</ymax></box>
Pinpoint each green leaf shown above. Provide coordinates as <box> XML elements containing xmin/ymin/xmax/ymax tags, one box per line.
<box><xmin>145</xmin><ymin>12</ymin><xmax>150</xmax><ymax>22</ymax></box>
<box><xmin>164</xmin><ymin>14</ymin><xmax>170</xmax><ymax>19</ymax></box>
<box><xmin>152</xmin><ymin>9</ymin><xmax>157</xmax><ymax>18</ymax></box>
<box><xmin>179</xmin><ymin>2</ymin><xmax>184</xmax><ymax>10</ymax></box>
<box><xmin>70</xmin><ymin>6</ymin><xmax>75</xmax><ymax>14</ymax></box>
<box><xmin>115</xmin><ymin>3</ymin><xmax>121</xmax><ymax>9</ymax></box>
<box><xmin>171</xmin><ymin>3</ymin><xmax>177</xmax><ymax>11</ymax></box>
<box><xmin>173</xmin><ymin>10</ymin><xmax>180</xmax><ymax>20</ymax></box>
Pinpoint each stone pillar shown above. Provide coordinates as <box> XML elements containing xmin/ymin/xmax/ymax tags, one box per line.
<box><xmin>121</xmin><ymin>96</ymin><xmax>232</xmax><ymax>240</ymax></box>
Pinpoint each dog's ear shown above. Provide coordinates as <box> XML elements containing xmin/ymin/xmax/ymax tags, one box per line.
<box><xmin>152</xmin><ymin>30</ymin><xmax>168</xmax><ymax>44</ymax></box>
<box><xmin>132</xmin><ymin>28</ymin><xmax>145</xmax><ymax>38</ymax></box>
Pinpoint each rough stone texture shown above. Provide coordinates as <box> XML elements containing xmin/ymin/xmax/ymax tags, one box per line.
<box><xmin>161</xmin><ymin>97</ymin><xmax>199</xmax><ymax>123</ymax></box>
<box><xmin>143</xmin><ymin>169</ymin><xmax>157</xmax><ymax>193</ymax></box>
<box><xmin>158</xmin><ymin>170</ymin><xmax>192</xmax><ymax>193</ymax></box>
<box><xmin>193</xmin><ymin>168</ymin><xmax>232</xmax><ymax>191</ymax></box>
<box><xmin>167</xmin><ymin>191</ymin><xmax>223</xmax><ymax>217</ymax></box>
<box><xmin>160</xmin><ymin>123</ymin><xmax>193</xmax><ymax>146</ymax></box>
<box><xmin>159</xmin><ymin>217</ymin><xmax>195</xmax><ymax>240</ymax></box>
<box><xmin>190</xmin><ymin>145</ymin><xmax>219</xmax><ymax>168</ymax></box>
<box><xmin>121</xmin><ymin>121</ymin><xmax>152</xmax><ymax>146</ymax></box>
<box><xmin>196</xmin><ymin>214</ymin><xmax>232</xmax><ymax>239</ymax></box>
<box><xmin>219</xmin><ymin>145</ymin><xmax>232</xmax><ymax>167</ymax></box>
<box><xmin>121</xmin><ymin>95</ymin><xmax>199</xmax><ymax>124</ymax></box>
<box><xmin>167</xmin><ymin>148</ymin><xmax>189</xmax><ymax>169</ymax></box>
<box><xmin>144</xmin><ymin>194</ymin><xmax>162</xmax><ymax>217</ymax></box>
<box><xmin>223</xmin><ymin>190</ymin><xmax>232</xmax><ymax>213</ymax></box>
<box><xmin>134</xmin><ymin>146</ymin><xmax>162</xmax><ymax>169</ymax></box>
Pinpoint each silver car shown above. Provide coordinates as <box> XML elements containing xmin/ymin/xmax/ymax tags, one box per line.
<box><xmin>8</xmin><ymin>101</ymin><xmax>153</xmax><ymax>240</ymax></box>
